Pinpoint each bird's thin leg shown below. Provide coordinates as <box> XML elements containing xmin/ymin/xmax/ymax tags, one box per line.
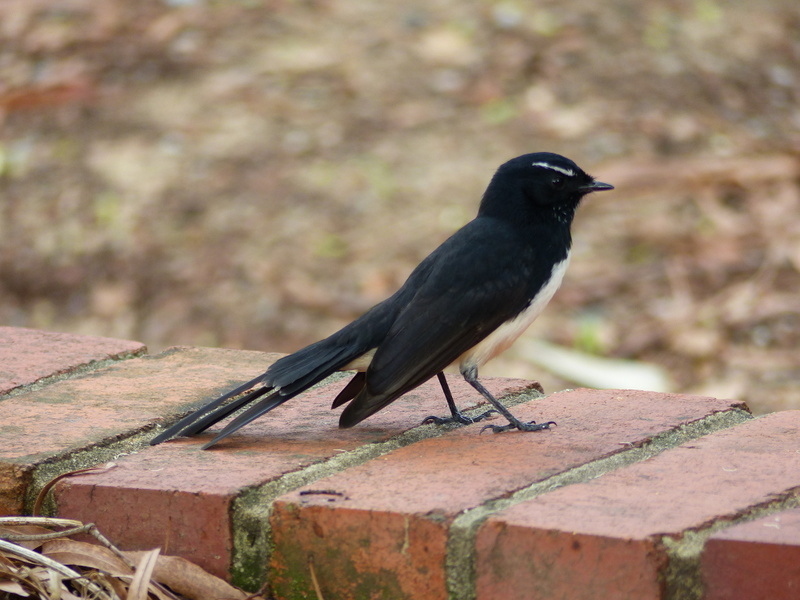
<box><xmin>461</xmin><ymin>366</ymin><xmax>555</xmax><ymax>433</ymax></box>
<box><xmin>421</xmin><ymin>372</ymin><xmax>496</xmax><ymax>425</ymax></box>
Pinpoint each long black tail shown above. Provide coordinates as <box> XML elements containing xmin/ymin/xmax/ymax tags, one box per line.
<box><xmin>150</xmin><ymin>347</ymin><xmax>355</xmax><ymax>446</ymax></box>
<box><xmin>149</xmin><ymin>342</ymin><xmax>377</xmax><ymax>448</ymax></box>
<box><xmin>149</xmin><ymin>296</ymin><xmax>403</xmax><ymax>448</ymax></box>
<box><xmin>148</xmin><ymin>373</ymin><xmax>270</xmax><ymax>445</ymax></box>
<box><xmin>149</xmin><ymin>363</ymin><xmax>347</xmax><ymax>448</ymax></box>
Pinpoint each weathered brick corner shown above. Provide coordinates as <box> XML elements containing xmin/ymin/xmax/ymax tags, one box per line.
<box><xmin>2</xmin><ymin>326</ymin><xmax>799</xmax><ymax>600</ymax></box>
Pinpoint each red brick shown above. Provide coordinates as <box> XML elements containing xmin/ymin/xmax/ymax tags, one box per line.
<box><xmin>54</xmin><ymin>372</ymin><xmax>528</xmax><ymax>579</ymax></box>
<box><xmin>474</xmin><ymin>411</ymin><xmax>800</xmax><ymax>600</ymax></box>
<box><xmin>2</xmin><ymin>347</ymin><xmax>279</xmax><ymax>464</ymax></box>
<box><xmin>702</xmin><ymin>508</ymin><xmax>800</xmax><ymax>600</ymax></box>
<box><xmin>1</xmin><ymin>346</ymin><xmax>280</xmax><ymax>514</ymax></box>
<box><xmin>0</xmin><ymin>326</ymin><xmax>144</xmax><ymax>395</ymax></box>
<box><xmin>269</xmin><ymin>390</ymin><xmax>742</xmax><ymax>600</ymax></box>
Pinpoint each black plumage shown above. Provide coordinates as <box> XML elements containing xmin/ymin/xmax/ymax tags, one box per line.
<box><xmin>150</xmin><ymin>152</ymin><xmax>613</xmax><ymax>448</ymax></box>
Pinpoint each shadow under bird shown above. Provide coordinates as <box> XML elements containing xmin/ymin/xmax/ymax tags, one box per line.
<box><xmin>151</xmin><ymin>152</ymin><xmax>613</xmax><ymax>449</ymax></box>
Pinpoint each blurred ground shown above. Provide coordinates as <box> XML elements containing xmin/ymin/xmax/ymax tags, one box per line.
<box><xmin>1</xmin><ymin>0</ymin><xmax>798</xmax><ymax>413</ymax></box>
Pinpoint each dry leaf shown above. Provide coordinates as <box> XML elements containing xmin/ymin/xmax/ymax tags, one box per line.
<box><xmin>128</xmin><ymin>548</ymin><xmax>160</xmax><ymax>600</ymax></box>
<box><xmin>2</xmin><ymin>519</ymin><xmax>248</xmax><ymax>600</ymax></box>
<box><xmin>42</xmin><ymin>539</ymin><xmax>133</xmax><ymax>577</ymax></box>
<box><xmin>0</xmin><ymin>579</ymin><xmax>31</xmax><ymax>596</ymax></box>
<box><xmin>43</xmin><ymin>569</ymin><xmax>61</xmax><ymax>599</ymax></box>
<box><xmin>125</xmin><ymin>551</ymin><xmax>255</xmax><ymax>600</ymax></box>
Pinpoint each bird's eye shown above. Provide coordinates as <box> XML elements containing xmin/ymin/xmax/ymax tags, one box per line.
<box><xmin>551</xmin><ymin>177</ymin><xmax>564</xmax><ymax>189</ymax></box>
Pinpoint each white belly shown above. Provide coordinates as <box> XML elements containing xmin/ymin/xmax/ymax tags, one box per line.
<box><xmin>340</xmin><ymin>255</ymin><xmax>570</xmax><ymax>375</ymax></box>
<box><xmin>458</xmin><ymin>256</ymin><xmax>570</xmax><ymax>371</ymax></box>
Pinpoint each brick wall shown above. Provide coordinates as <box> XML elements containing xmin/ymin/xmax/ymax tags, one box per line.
<box><xmin>1</xmin><ymin>326</ymin><xmax>798</xmax><ymax>599</ymax></box>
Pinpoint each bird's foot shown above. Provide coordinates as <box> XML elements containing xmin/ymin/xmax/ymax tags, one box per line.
<box><xmin>480</xmin><ymin>420</ymin><xmax>556</xmax><ymax>434</ymax></box>
<box><xmin>422</xmin><ymin>409</ymin><xmax>497</xmax><ymax>426</ymax></box>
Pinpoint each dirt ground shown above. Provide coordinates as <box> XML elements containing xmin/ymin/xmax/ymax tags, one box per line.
<box><xmin>1</xmin><ymin>0</ymin><xmax>798</xmax><ymax>413</ymax></box>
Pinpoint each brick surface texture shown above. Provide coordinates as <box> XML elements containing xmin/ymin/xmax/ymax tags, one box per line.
<box><xmin>474</xmin><ymin>411</ymin><xmax>800</xmax><ymax>600</ymax></box>
<box><xmin>269</xmin><ymin>389</ymin><xmax>742</xmax><ymax>600</ymax></box>
<box><xmin>2</xmin><ymin>326</ymin><xmax>799</xmax><ymax>600</ymax></box>
<box><xmin>54</xmin><ymin>375</ymin><xmax>530</xmax><ymax>578</ymax></box>
<box><xmin>702</xmin><ymin>508</ymin><xmax>800</xmax><ymax>600</ymax></box>
<box><xmin>0</xmin><ymin>326</ymin><xmax>144</xmax><ymax>395</ymax></box>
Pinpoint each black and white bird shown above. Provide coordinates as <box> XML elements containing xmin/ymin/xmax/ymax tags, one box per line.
<box><xmin>151</xmin><ymin>152</ymin><xmax>613</xmax><ymax>449</ymax></box>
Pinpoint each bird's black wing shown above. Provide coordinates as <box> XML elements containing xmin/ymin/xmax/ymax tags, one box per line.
<box><xmin>339</xmin><ymin>218</ymin><xmax>553</xmax><ymax>426</ymax></box>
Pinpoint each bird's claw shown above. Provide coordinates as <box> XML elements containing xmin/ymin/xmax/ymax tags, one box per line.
<box><xmin>480</xmin><ymin>420</ymin><xmax>556</xmax><ymax>434</ymax></box>
<box><xmin>422</xmin><ymin>415</ymin><xmax>456</xmax><ymax>425</ymax></box>
<box><xmin>467</xmin><ymin>409</ymin><xmax>498</xmax><ymax>422</ymax></box>
<box><xmin>422</xmin><ymin>409</ymin><xmax>498</xmax><ymax>426</ymax></box>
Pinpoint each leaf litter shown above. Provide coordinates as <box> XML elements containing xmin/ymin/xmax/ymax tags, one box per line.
<box><xmin>0</xmin><ymin>518</ymin><xmax>262</xmax><ymax>600</ymax></box>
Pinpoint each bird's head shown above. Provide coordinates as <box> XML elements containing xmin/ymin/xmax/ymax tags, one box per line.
<box><xmin>479</xmin><ymin>152</ymin><xmax>613</xmax><ymax>224</ymax></box>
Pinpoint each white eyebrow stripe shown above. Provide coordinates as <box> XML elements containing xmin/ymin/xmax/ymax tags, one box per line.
<box><xmin>531</xmin><ymin>162</ymin><xmax>576</xmax><ymax>177</ymax></box>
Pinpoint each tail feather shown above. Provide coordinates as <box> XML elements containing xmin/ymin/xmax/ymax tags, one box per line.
<box><xmin>201</xmin><ymin>389</ymin><xmax>288</xmax><ymax>449</ymax></box>
<box><xmin>149</xmin><ymin>372</ymin><xmax>268</xmax><ymax>445</ymax></box>
<box><xmin>151</xmin><ymin>345</ymin><xmax>370</xmax><ymax>446</ymax></box>
<box><xmin>179</xmin><ymin>385</ymin><xmax>273</xmax><ymax>437</ymax></box>
<box><xmin>266</xmin><ymin>343</ymin><xmax>354</xmax><ymax>395</ymax></box>
<box><xmin>151</xmin><ymin>309</ymin><xmax>393</xmax><ymax>447</ymax></box>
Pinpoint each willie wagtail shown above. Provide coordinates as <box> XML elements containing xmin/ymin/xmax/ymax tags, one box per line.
<box><xmin>150</xmin><ymin>152</ymin><xmax>613</xmax><ymax>448</ymax></box>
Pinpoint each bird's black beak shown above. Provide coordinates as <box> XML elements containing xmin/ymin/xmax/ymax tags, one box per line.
<box><xmin>582</xmin><ymin>180</ymin><xmax>614</xmax><ymax>192</ymax></box>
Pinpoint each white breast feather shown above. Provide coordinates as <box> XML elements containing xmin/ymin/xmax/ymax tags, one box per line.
<box><xmin>341</xmin><ymin>256</ymin><xmax>571</xmax><ymax>375</ymax></box>
<box><xmin>459</xmin><ymin>255</ymin><xmax>570</xmax><ymax>370</ymax></box>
